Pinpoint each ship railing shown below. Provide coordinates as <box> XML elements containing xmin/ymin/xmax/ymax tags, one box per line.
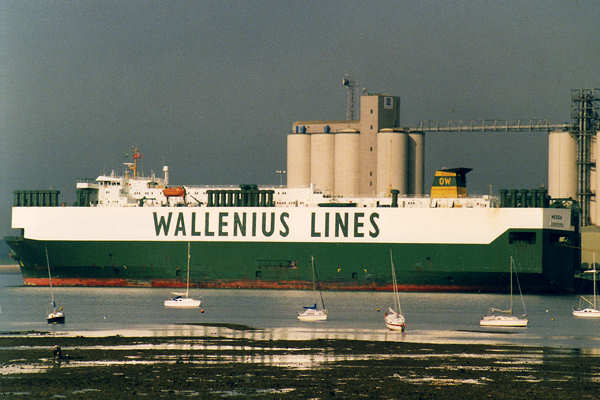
<box><xmin>183</xmin><ymin>184</ymin><xmax>263</xmax><ymax>189</ymax></box>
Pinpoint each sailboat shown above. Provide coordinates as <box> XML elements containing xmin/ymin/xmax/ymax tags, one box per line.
<box><xmin>164</xmin><ymin>242</ymin><xmax>202</xmax><ymax>308</ymax></box>
<box><xmin>297</xmin><ymin>256</ymin><xmax>327</xmax><ymax>321</ymax></box>
<box><xmin>45</xmin><ymin>247</ymin><xmax>65</xmax><ymax>324</ymax></box>
<box><xmin>384</xmin><ymin>249</ymin><xmax>406</xmax><ymax>331</ymax></box>
<box><xmin>480</xmin><ymin>256</ymin><xmax>528</xmax><ymax>327</ymax></box>
<box><xmin>573</xmin><ymin>252</ymin><xmax>600</xmax><ymax>318</ymax></box>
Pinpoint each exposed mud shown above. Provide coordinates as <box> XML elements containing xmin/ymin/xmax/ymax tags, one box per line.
<box><xmin>1</xmin><ymin>335</ymin><xmax>599</xmax><ymax>399</ymax></box>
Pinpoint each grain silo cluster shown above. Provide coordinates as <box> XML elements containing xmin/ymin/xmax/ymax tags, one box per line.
<box><xmin>548</xmin><ymin>129</ymin><xmax>600</xmax><ymax>225</ymax></box>
<box><xmin>547</xmin><ymin>130</ymin><xmax>578</xmax><ymax>201</ymax></box>
<box><xmin>287</xmin><ymin>94</ymin><xmax>425</xmax><ymax>198</ymax></box>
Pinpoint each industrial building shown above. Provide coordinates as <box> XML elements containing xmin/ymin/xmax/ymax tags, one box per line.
<box><xmin>287</xmin><ymin>93</ymin><xmax>424</xmax><ymax>199</ymax></box>
<box><xmin>287</xmin><ymin>87</ymin><xmax>600</xmax><ymax>267</ymax></box>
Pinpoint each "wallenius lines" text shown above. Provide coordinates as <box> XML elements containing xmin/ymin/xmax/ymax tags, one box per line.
<box><xmin>152</xmin><ymin>211</ymin><xmax>380</xmax><ymax>238</ymax></box>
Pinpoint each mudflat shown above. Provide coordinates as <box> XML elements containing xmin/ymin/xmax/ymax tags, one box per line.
<box><xmin>0</xmin><ymin>334</ymin><xmax>598</xmax><ymax>399</ymax></box>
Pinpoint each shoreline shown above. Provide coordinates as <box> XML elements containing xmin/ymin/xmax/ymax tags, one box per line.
<box><xmin>1</xmin><ymin>334</ymin><xmax>598</xmax><ymax>399</ymax></box>
<box><xmin>2</xmin><ymin>324</ymin><xmax>598</xmax><ymax>350</ymax></box>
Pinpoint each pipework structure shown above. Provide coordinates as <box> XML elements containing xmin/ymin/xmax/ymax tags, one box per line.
<box><xmin>571</xmin><ymin>89</ymin><xmax>600</xmax><ymax>226</ymax></box>
<box><xmin>415</xmin><ymin>120</ymin><xmax>569</xmax><ymax>133</ymax></box>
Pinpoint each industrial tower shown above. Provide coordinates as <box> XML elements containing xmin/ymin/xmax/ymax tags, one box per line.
<box><xmin>571</xmin><ymin>89</ymin><xmax>600</xmax><ymax>226</ymax></box>
<box><xmin>342</xmin><ymin>74</ymin><xmax>358</xmax><ymax>121</ymax></box>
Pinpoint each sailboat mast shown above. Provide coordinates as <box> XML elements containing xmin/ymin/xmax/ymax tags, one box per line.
<box><xmin>186</xmin><ymin>241</ymin><xmax>191</xmax><ymax>298</ymax></box>
<box><xmin>594</xmin><ymin>251</ymin><xmax>597</xmax><ymax>310</ymax></box>
<box><xmin>390</xmin><ymin>249</ymin><xmax>401</xmax><ymax>313</ymax></box>
<box><xmin>45</xmin><ymin>247</ymin><xmax>55</xmax><ymax>306</ymax></box>
<box><xmin>310</xmin><ymin>256</ymin><xmax>326</xmax><ymax>309</ymax></box>
<box><xmin>311</xmin><ymin>256</ymin><xmax>316</xmax><ymax>292</ymax></box>
<box><xmin>509</xmin><ymin>256</ymin><xmax>513</xmax><ymax>314</ymax></box>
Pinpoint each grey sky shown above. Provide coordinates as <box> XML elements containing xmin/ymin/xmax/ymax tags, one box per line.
<box><xmin>2</xmin><ymin>0</ymin><xmax>599</xmax><ymax>240</ymax></box>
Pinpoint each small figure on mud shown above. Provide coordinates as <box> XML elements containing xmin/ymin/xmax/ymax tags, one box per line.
<box><xmin>52</xmin><ymin>345</ymin><xmax>69</xmax><ymax>366</ymax></box>
<box><xmin>53</xmin><ymin>345</ymin><xmax>63</xmax><ymax>361</ymax></box>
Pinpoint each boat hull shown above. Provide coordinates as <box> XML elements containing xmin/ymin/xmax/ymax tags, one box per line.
<box><xmin>163</xmin><ymin>298</ymin><xmax>202</xmax><ymax>308</ymax></box>
<box><xmin>479</xmin><ymin>315</ymin><xmax>528</xmax><ymax>327</ymax></box>
<box><xmin>572</xmin><ymin>308</ymin><xmax>600</xmax><ymax>318</ymax></box>
<box><xmin>384</xmin><ymin>309</ymin><xmax>406</xmax><ymax>331</ymax></box>
<box><xmin>384</xmin><ymin>321</ymin><xmax>406</xmax><ymax>331</ymax></box>
<box><xmin>47</xmin><ymin>312</ymin><xmax>65</xmax><ymax>324</ymax></box>
<box><xmin>297</xmin><ymin>309</ymin><xmax>327</xmax><ymax>321</ymax></box>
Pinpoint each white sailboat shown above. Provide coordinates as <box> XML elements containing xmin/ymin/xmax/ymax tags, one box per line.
<box><xmin>297</xmin><ymin>256</ymin><xmax>327</xmax><ymax>321</ymax></box>
<box><xmin>573</xmin><ymin>252</ymin><xmax>600</xmax><ymax>318</ymax></box>
<box><xmin>384</xmin><ymin>249</ymin><xmax>406</xmax><ymax>331</ymax></box>
<box><xmin>164</xmin><ymin>242</ymin><xmax>202</xmax><ymax>308</ymax></box>
<box><xmin>480</xmin><ymin>256</ymin><xmax>528</xmax><ymax>327</ymax></box>
<box><xmin>45</xmin><ymin>247</ymin><xmax>65</xmax><ymax>324</ymax></box>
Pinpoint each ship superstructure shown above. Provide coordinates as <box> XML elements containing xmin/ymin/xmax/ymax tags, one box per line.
<box><xmin>75</xmin><ymin>166</ymin><xmax>493</xmax><ymax>211</ymax></box>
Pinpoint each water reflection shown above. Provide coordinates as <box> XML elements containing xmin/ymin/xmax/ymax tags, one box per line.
<box><xmin>41</xmin><ymin>324</ymin><xmax>596</xmax><ymax>352</ymax></box>
<box><xmin>4</xmin><ymin>330</ymin><xmax>599</xmax><ymax>388</ymax></box>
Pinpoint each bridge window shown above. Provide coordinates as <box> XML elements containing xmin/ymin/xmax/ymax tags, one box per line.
<box><xmin>509</xmin><ymin>232</ymin><xmax>536</xmax><ymax>245</ymax></box>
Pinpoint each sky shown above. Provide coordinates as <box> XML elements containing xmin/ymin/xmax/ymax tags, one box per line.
<box><xmin>1</xmin><ymin>0</ymin><xmax>599</xmax><ymax>245</ymax></box>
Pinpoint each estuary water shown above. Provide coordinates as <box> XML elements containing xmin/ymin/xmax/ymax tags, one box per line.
<box><xmin>1</xmin><ymin>267</ymin><xmax>599</xmax><ymax>351</ymax></box>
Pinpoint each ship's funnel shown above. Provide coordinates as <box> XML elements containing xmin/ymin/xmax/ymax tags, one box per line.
<box><xmin>430</xmin><ymin>167</ymin><xmax>472</xmax><ymax>198</ymax></box>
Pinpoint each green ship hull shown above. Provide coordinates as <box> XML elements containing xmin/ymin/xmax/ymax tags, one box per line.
<box><xmin>5</xmin><ymin>227</ymin><xmax>578</xmax><ymax>293</ymax></box>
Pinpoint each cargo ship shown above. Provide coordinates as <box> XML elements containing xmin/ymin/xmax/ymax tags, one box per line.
<box><xmin>4</xmin><ymin>93</ymin><xmax>580</xmax><ymax>292</ymax></box>
<box><xmin>4</xmin><ymin>156</ymin><xmax>578</xmax><ymax>293</ymax></box>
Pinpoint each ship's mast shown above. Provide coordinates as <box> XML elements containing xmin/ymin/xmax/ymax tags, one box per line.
<box><xmin>124</xmin><ymin>146</ymin><xmax>142</xmax><ymax>179</ymax></box>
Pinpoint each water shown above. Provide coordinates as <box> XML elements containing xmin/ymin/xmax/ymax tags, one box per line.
<box><xmin>1</xmin><ymin>268</ymin><xmax>599</xmax><ymax>350</ymax></box>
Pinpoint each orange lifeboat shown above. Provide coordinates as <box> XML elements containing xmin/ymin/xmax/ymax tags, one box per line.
<box><xmin>163</xmin><ymin>186</ymin><xmax>186</xmax><ymax>197</ymax></box>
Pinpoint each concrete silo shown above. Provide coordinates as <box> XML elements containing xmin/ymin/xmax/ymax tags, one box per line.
<box><xmin>376</xmin><ymin>129</ymin><xmax>408</xmax><ymax>197</ymax></box>
<box><xmin>311</xmin><ymin>128</ymin><xmax>335</xmax><ymax>195</ymax></box>
<box><xmin>548</xmin><ymin>130</ymin><xmax>577</xmax><ymax>200</ymax></box>
<box><xmin>408</xmin><ymin>131</ymin><xmax>425</xmax><ymax>195</ymax></box>
<box><xmin>287</xmin><ymin>131</ymin><xmax>311</xmax><ymax>188</ymax></box>
<box><xmin>334</xmin><ymin>129</ymin><xmax>360</xmax><ymax>197</ymax></box>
